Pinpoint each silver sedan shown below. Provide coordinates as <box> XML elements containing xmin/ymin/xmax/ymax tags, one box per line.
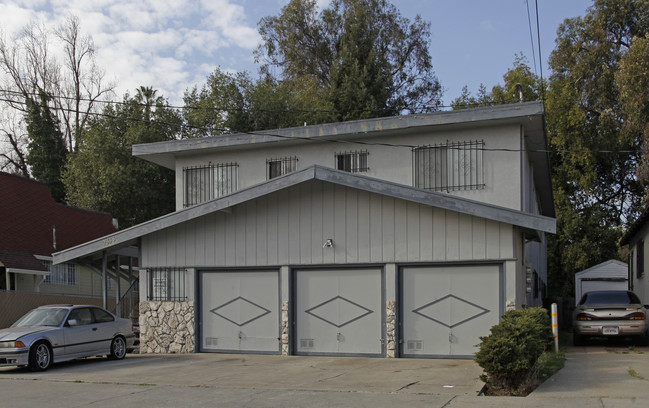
<box><xmin>0</xmin><ymin>305</ymin><xmax>136</xmax><ymax>371</ymax></box>
<box><xmin>573</xmin><ymin>290</ymin><xmax>648</xmax><ymax>346</ymax></box>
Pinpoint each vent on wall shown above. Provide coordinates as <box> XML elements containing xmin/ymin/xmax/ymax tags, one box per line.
<box><xmin>407</xmin><ymin>340</ymin><xmax>423</xmax><ymax>351</ymax></box>
<box><xmin>205</xmin><ymin>338</ymin><xmax>218</xmax><ymax>347</ymax></box>
<box><xmin>300</xmin><ymin>339</ymin><xmax>314</xmax><ymax>349</ymax></box>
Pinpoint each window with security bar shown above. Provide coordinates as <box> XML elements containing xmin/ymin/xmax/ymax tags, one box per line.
<box><xmin>335</xmin><ymin>150</ymin><xmax>369</xmax><ymax>173</ymax></box>
<box><xmin>267</xmin><ymin>156</ymin><xmax>298</xmax><ymax>179</ymax></box>
<box><xmin>183</xmin><ymin>163</ymin><xmax>238</xmax><ymax>207</ymax></box>
<box><xmin>413</xmin><ymin>140</ymin><xmax>485</xmax><ymax>192</ymax></box>
<box><xmin>44</xmin><ymin>262</ymin><xmax>77</xmax><ymax>286</ymax></box>
<box><xmin>148</xmin><ymin>268</ymin><xmax>186</xmax><ymax>301</ymax></box>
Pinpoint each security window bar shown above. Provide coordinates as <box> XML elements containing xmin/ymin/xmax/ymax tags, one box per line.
<box><xmin>183</xmin><ymin>163</ymin><xmax>238</xmax><ymax>207</ymax></box>
<box><xmin>267</xmin><ymin>157</ymin><xmax>298</xmax><ymax>179</ymax></box>
<box><xmin>44</xmin><ymin>262</ymin><xmax>77</xmax><ymax>286</ymax></box>
<box><xmin>335</xmin><ymin>150</ymin><xmax>369</xmax><ymax>173</ymax></box>
<box><xmin>413</xmin><ymin>140</ymin><xmax>485</xmax><ymax>192</ymax></box>
<box><xmin>148</xmin><ymin>268</ymin><xmax>186</xmax><ymax>301</ymax></box>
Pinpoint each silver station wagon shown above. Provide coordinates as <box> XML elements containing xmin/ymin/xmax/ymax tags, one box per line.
<box><xmin>0</xmin><ymin>305</ymin><xmax>136</xmax><ymax>371</ymax></box>
<box><xmin>573</xmin><ymin>290</ymin><xmax>648</xmax><ymax>346</ymax></box>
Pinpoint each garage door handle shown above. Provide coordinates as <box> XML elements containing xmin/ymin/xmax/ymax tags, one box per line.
<box><xmin>92</xmin><ymin>328</ymin><xmax>97</xmax><ymax>331</ymax></box>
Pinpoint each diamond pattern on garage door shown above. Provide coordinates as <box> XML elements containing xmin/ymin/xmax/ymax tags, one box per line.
<box><xmin>412</xmin><ymin>294</ymin><xmax>489</xmax><ymax>328</ymax></box>
<box><xmin>210</xmin><ymin>296</ymin><xmax>272</xmax><ymax>327</ymax></box>
<box><xmin>305</xmin><ymin>296</ymin><xmax>373</xmax><ymax>328</ymax></box>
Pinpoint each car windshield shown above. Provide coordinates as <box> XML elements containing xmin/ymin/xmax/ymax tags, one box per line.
<box><xmin>580</xmin><ymin>291</ymin><xmax>641</xmax><ymax>306</ymax></box>
<box><xmin>11</xmin><ymin>308</ymin><xmax>69</xmax><ymax>327</ymax></box>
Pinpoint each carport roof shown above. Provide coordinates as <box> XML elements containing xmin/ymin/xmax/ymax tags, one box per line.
<box><xmin>52</xmin><ymin>165</ymin><xmax>556</xmax><ymax>265</ymax></box>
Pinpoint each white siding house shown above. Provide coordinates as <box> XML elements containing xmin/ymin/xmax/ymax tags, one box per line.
<box><xmin>54</xmin><ymin>102</ymin><xmax>555</xmax><ymax>358</ymax></box>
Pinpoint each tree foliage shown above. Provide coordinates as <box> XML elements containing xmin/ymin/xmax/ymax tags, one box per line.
<box><xmin>25</xmin><ymin>91</ymin><xmax>67</xmax><ymax>202</ymax></box>
<box><xmin>546</xmin><ymin>0</ymin><xmax>649</xmax><ymax>296</ymax></box>
<box><xmin>451</xmin><ymin>54</ymin><xmax>542</xmax><ymax>109</ymax></box>
<box><xmin>256</xmin><ymin>0</ymin><xmax>442</xmax><ymax>121</ymax></box>
<box><xmin>64</xmin><ymin>91</ymin><xmax>179</xmax><ymax>228</ymax></box>
<box><xmin>0</xmin><ymin>15</ymin><xmax>114</xmax><ymax>174</ymax></box>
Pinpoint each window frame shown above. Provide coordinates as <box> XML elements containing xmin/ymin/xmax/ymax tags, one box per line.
<box><xmin>335</xmin><ymin>150</ymin><xmax>369</xmax><ymax>173</ymax></box>
<box><xmin>413</xmin><ymin>140</ymin><xmax>485</xmax><ymax>192</ymax></box>
<box><xmin>183</xmin><ymin>163</ymin><xmax>239</xmax><ymax>207</ymax></box>
<box><xmin>44</xmin><ymin>262</ymin><xmax>78</xmax><ymax>286</ymax></box>
<box><xmin>148</xmin><ymin>268</ymin><xmax>186</xmax><ymax>301</ymax></box>
<box><xmin>267</xmin><ymin>156</ymin><xmax>298</xmax><ymax>179</ymax></box>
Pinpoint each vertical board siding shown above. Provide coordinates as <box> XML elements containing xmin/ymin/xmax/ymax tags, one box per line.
<box><xmin>142</xmin><ymin>180</ymin><xmax>512</xmax><ymax>267</ymax></box>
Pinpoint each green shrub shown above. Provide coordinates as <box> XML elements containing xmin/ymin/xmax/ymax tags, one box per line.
<box><xmin>474</xmin><ymin>307</ymin><xmax>553</xmax><ymax>392</ymax></box>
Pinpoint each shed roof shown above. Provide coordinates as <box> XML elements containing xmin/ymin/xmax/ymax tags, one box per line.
<box><xmin>0</xmin><ymin>172</ymin><xmax>118</xmax><ymax>271</ymax></box>
<box><xmin>53</xmin><ymin>165</ymin><xmax>555</xmax><ymax>265</ymax></box>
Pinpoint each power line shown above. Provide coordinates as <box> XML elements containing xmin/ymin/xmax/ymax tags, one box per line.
<box><xmin>525</xmin><ymin>0</ymin><xmax>538</xmax><ymax>76</ymax></box>
<box><xmin>1</xmin><ymin>95</ymin><xmax>646</xmax><ymax>156</ymax></box>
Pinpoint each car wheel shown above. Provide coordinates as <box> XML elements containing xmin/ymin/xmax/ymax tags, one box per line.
<box><xmin>573</xmin><ymin>334</ymin><xmax>586</xmax><ymax>346</ymax></box>
<box><xmin>636</xmin><ymin>332</ymin><xmax>649</xmax><ymax>347</ymax></box>
<box><xmin>28</xmin><ymin>341</ymin><xmax>52</xmax><ymax>371</ymax></box>
<box><xmin>109</xmin><ymin>336</ymin><xmax>127</xmax><ymax>360</ymax></box>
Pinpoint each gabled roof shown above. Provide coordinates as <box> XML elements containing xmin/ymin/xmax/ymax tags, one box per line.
<box><xmin>0</xmin><ymin>172</ymin><xmax>118</xmax><ymax>271</ymax></box>
<box><xmin>620</xmin><ymin>207</ymin><xmax>649</xmax><ymax>246</ymax></box>
<box><xmin>132</xmin><ymin>101</ymin><xmax>553</xmax><ymax>218</ymax></box>
<box><xmin>575</xmin><ymin>260</ymin><xmax>628</xmax><ymax>279</ymax></box>
<box><xmin>53</xmin><ymin>165</ymin><xmax>556</xmax><ymax>265</ymax></box>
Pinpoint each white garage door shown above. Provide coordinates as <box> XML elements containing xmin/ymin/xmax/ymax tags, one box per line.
<box><xmin>295</xmin><ymin>268</ymin><xmax>383</xmax><ymax>356</ymax></box>
<box><xmin>200</xmin><ymin>270</ymin><xmax>280</xmax><ymax>353</ymax></box>
<box><xmin>401</xmin><ymin>265</ymin><xmax>501</xmax><ymax>357</ymax></box>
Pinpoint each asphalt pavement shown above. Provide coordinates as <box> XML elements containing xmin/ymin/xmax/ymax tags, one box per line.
<box><xmin>1</xmin><ymin>340</ymin><xmax>649</xmax><ymax>407</ymax></box>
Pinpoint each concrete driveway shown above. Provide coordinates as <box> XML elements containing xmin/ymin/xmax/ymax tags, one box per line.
<box><xmin>2</xmin><ymin>340</ymin><xmax>649</xmax><ymax>408</ymax></box>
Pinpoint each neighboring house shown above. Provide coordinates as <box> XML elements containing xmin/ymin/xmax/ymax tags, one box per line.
<box><xmin>621</xmin><ymin>209</ymin><xmax>649</xmax><ymax>304</ymax></box>
<box><xmin>0</xmin><ymin>172</ymin><xmax>136</xmax><ymax>326</ymax></box>
<box><xmin>574</xmin><ymin>260</ymin><xmax>629</xmax><ymax>305</ymax></box>
<box><xmin>54</xmin><ymin>101</ymin><xmax>555</xmax><ymax>358</ymax></box>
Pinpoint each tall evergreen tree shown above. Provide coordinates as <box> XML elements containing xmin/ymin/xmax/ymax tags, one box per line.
<box><xmin>25</xmin><ymin>91</ymin><xmax>67</xmax><ymax>202</ymax></box>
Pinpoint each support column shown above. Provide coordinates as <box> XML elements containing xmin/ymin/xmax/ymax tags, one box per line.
<box><xmin>116</xmin><ymin>255</ymin><xmax>122</xmax><ymax>316</ymax></box>
<box><xmin>102</xmin><ymin>251</ymin><xmax>108</xmax><ymax>309</ymax></box>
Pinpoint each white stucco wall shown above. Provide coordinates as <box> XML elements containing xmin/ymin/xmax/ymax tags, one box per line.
<box><xmin>174</xmin><ymin>123</ymin><xmax>524</xmax><ymax>213</ymax></box>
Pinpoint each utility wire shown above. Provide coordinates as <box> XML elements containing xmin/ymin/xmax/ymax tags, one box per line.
<box><xmin>1</xmin><ymin>96</ymin><xmax>646</xmax><ymax>155</ymax></box>
<box><xmin>525</xmin><ymin>0</ymin><xmax>538</xmax><ymax>76</ymax></box>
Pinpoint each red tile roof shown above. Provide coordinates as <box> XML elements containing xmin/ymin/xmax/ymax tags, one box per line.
<box><xmin>0</xmin><ymin>172</ymin><xmax>118</xmax><ymax>271</ymax></box>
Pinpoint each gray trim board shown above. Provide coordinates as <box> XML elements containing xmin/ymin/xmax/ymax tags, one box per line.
<box><xmin>53</xmin><ymin>165</ymin><xmax>555</xmax><ymax>265</ymax></box>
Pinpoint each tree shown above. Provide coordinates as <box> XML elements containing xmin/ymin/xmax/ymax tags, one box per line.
<box><xmin>64</xmin><ymin>90</ymin><xmax>180</xmax><ymax>227</ymax></box>
<box><xmin>0</xmin><ymin>15</ymin><xmax>114</xmax><ymax>174</ymax></box>
<box><xmin>545</xmin><ymin>0</ymin><xmax>649</xmax><ymax>296</ymax></box>
<box><xmin>25</xmin><ymin>91</ymin><xmax>68</xmax><ymax>202</ymax></box>
<box><xmin>256</xmin><ymin>0</ymin><xmax>442</xmax><ymax>121</ymax></box>
<box><xmin>451</xmin><ymin>54</ymin><xmax>542</xmax><ymax>109</ymax></box>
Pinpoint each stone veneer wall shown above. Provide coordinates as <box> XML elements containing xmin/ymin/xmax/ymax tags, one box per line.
<box><xmin>140</xmin><ymin>301</ymin><xmax>195</xmax><ymax>353</ymax></box>
<box><xmin>386</xmin><ymin>300</ymin><xmax>396</xmax><ymax>357</ymax></box>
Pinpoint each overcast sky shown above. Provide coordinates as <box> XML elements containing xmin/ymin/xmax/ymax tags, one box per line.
<box><xmin>0</xmin><ymin>0</ymin><xmax>593</xmax><ymax>107</ymax></box>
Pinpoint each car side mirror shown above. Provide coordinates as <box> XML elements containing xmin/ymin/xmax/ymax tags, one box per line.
<box><xmin>67</xmin><ymin>319</ymin><xmax>78</xmax><ymax>327</ymax></box>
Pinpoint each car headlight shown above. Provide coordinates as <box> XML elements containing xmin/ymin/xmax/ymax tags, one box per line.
<box><xmin>0</xmin><ymin>341</ymin><xmax>26</xmax><ymax>348</ymax></box>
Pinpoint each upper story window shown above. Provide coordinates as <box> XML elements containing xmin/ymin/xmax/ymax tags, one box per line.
<box><xmin>267</xmin><ymin>157</ymin><xmax>298</xmax><ymax>179</ymax></box>
<box><xmin>638</xmin><ymin>240</ymin><xmax>644</xmax><ymax>279</ymax></box>
<box><xmin>335</xmin><ymin>150</ymin><xmax>369</xmax><ymax>173</ymax></box>
<box><xmin>183</xmin><ymin>163</ymin><xmax>238</xmax><ymax>207</ymax></box>
<box><xmin>413</xmin><ymin>140</ymin><xmax>484</xmax><ymax>192</ymax></box>
<box><xmin>44</xmin><ymin>262</ymin><xmax>77</xmax><ymax>286</ymax></box>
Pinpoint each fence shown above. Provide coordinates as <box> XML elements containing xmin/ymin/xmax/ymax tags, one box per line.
<box><xmin>0</xmin><ymin>291</ymin><xmax>119</xmax><ymax>329</ymax></box>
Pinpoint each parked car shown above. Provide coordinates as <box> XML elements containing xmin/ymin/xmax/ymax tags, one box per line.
<box><xmin>0</xmin><ymin>305</ymin><xmax>136</xmax><ymax>371</ymax></box>
<box><xmin>573</xmin><ymin>290</ymin><xmax>649</xmax><ymax>346</ymax></box>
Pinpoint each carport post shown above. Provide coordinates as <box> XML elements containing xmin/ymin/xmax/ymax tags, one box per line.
<box><xmin>102</xmin><ymin>251</ymin><xmax>108</xmax><ymax>309</ymax></box>
<box><xmin>116</xmin><ymin>255</ymin><xmax>121</xmax><ymax>317</ymax></box>
<box><xmin>551</xmin><ymin>303</ymin><xmax>559</xmax><ymax>352</ymax></box>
